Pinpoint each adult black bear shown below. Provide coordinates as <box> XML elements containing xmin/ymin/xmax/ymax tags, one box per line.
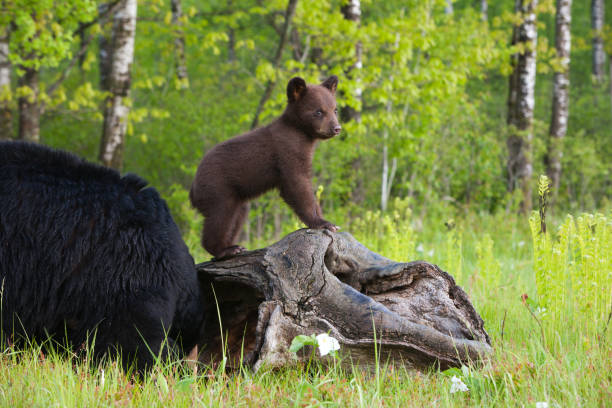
<box><xmin>190</xmin><ymin>76</ymin><xmax>341</xmax><ymax>259</ymax></box>
<box><xmin>0</xmin><ymin>141</ymin><xmax>206</xmax><ymax>371</ymax></box>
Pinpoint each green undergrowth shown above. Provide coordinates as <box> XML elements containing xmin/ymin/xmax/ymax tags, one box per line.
<box><xmin>1</xmin><ymin>207</ymin><xmax>611</xmax><ymax>407</ymax></box>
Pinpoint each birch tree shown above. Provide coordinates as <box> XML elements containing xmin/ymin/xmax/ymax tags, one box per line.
<box><xmin>445</xmin><ymin>0</ymin><xmax>454</xmax><ymax>15</ymax></box>
<box><xmin>17</xmin><ymin>67</ymin><xmax>39</xmax><ymax>142</ymax></box>
<box><xmin>171</xmin><ymin>0</ymin><xmax>188</xmax><ymax>87</ymax></box>
<box><xmin>546</xmin><ymin>0</ymin><xmax>572</xmax><ymax>196</ymax></box>
<box><xmin>341</xmin><ymin>0</ymin><xmax>365</xmax><ymax>204</ymax></box>
<box><xmin>480</xmin><ymin>0</ymin><xmax>488</xmax><ymax>22</ymax></box>
<box><xmin>591</xmin><ymin>0</ymin><xmax>605</xmax><ymax>83</ymax></box>
<box><xmin>99</xmin><ymin>0</ymin><xmax>137</xmax><ymax>170</ymax></box>
<box><xmin>0</xmin><ymin>28</ymin><xmax>10</xmax><ymax>139</ymax></box>
<box><xmin>507</xmin><ymin>0</ymin><xmax>538</xmax><ymax>214</ymax></box>
<box><xmin>341</xmin><ymin>0</ymin><xmax>362</xmax><ymax>124</ymax></box>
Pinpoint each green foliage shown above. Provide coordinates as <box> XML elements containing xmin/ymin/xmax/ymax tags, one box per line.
<box><xmin>529</xmin><ymin>211</ymin><xmax>612</xmax><ymax>327</ymax></box>
<box><xmin>4</xmin><ymin>0</ymin><xmax>97</xmax><ymax>71</ymax></box>
<box><xmin>2</xmin><ymin>209</ymin><xmax>611</xmax><ymax>407</ymax></box>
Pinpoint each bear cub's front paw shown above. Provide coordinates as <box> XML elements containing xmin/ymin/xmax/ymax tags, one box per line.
<box><xmin>311</xmin><ymin>220</ymin><xmax>340</xmax><ymax>233</ymax></box>
<box><xmin>212</xmin><ymin>245</ymin><xmax>246</xmax><ymax>261</ymax></box>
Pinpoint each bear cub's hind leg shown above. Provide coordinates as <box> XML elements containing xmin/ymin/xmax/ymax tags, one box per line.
<box><xmin>202</xmin><ymin>199</ymin><xmax>247</xmax><ymax>260</ymax></box>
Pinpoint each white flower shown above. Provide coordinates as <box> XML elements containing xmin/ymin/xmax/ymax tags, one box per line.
<box><xmin>450</xmin><ymin>375</ymin><xmax>469</xmax><ymax>393</ymax></box>
<box><xmin>315</xmin><ymin>333</ymin><xmax>340</xmax><ymax>356</ymax></box>
<box><xmin>416</xmin><ymin>243</ymin><xmax>424</xmax><ymax>253</ymax></box>
<box><xmin>535</xmin><ymin>403</ymin><xmax>549</xmax><ymax>408</ymax></box>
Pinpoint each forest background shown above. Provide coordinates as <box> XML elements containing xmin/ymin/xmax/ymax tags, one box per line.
<box><xmin>0</xmin><ymin>0</ymin><xmax>611</xmax><ymax>406</ymax></box>
<box><xmin>1</xmin><ymin>0</ymin><xmax>610</xmax><ymax>243</ymax></box>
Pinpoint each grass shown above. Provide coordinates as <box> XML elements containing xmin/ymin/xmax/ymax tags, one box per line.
<box><xmin>1</xmin><ymin>205</ymin><xmax>610</xmax><ymax>407</ymax></box>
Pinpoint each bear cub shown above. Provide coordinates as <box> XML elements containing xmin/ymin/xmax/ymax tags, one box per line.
<box><xmin>190</xmin><ymin>76</ymin><xmax>341</xmax><ymax>259</ymax></box>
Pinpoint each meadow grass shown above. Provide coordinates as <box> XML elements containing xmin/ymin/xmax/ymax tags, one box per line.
<box><xmin>1</xmin><ymin>205</ymin><xmax>610</xmax><ymax>407</ymax></box>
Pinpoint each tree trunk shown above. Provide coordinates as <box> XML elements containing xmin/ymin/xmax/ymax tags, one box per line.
<box><xmin>171</xmin><ymin>0</ymin><xmax>188</xmax><ymax>86</ymax></box>
<box><xmin>341</xmin><ymin>0</ymin><xmax>362</xmax><ymax>124</ymax></box>
<box><xmin>17</xmin><ymin>67</ymin><xmax>39</xmax><ymax>143</ymax></box>
<box><xmin>196</xmin><ymin>229</ymin><xmax>491</xmax><ymax>371</ymax></box>
<box><xmin>481</xmin><ymin>0</ymin><xmax>488</xmax><ymax>22</ymax></box>
<box><xmin>250</xmin><ymin>0</ymin><xmax>298</xmax><ymax>130</ymax></box>
<box><xmin>0</xmin><ymin>28</ymin><xmax>11</xmax><ymax>140</ymax></box>
<box><xmin>507</xmin><ymin>0</ymin><xmax>538</xmax><ymax>214</ymax></box>
<box><xmin>99</xmin><ymin>0</ymin><xmax>137</xmax><ymax>170</ymax></box>
<box><xmin>98</xmin><ymin>3</ymin><xmax>113</xmax><ymax>92</ymax></box>
<box><xmin>591</xmin><ymin>0</ymin><xmax>605</xmax><ymax>83</ymax></box>
<box><xmin>546</xmin><ymin>0</ymin><xmax>572</xmax><ymax>196</ymax></box>
<box><xmin>445</xmin><ymin>0</ymin><xmax>454</xmax><ymax>15</ymax></box>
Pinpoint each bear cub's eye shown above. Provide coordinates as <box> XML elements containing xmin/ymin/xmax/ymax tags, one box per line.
<box><xmin>315</xmin><ymin>109</ymin><xmax>323</xmax><ymax>117</ymax></box>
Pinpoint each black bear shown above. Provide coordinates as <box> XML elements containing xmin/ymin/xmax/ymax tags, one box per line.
<box><xmin>190</xmin><ymin>76</ymin><xmax>341</xmax><ymax>259</ymax></box>
<box><xmin>0</xmin><ymin>141</ymin><xmax>207</xmax><ymax>371</ymax></box>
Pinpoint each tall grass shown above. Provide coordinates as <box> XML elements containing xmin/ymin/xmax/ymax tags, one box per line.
<box><xmin>1</xmin><ymin>203</ymin><xmax>611</xmax><ymax>407</ymax></box>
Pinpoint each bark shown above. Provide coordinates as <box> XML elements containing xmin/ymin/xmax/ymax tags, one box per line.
<box><xmin>341</xmin><ymin>1</ymin><xmax>365</xmax><ymax>206</ymax></box>
<box><xmin>507</xmin><ymin>0</ymin><xmax>538</xmax><ymax>214</ymax></box>
<box><xmin>341</xmin><ymin>0</ymin><xmax>363</xmax><ymax>124</ymax></box>
<box><xmin>171</xmin><ymin>0</ymin><xmax>188</xmax><ymax>85</ymax></box>
<box><xmin>481</xmin><ymin>0</ymin><xmax>488</xmax><ymax>22</ymax></box>
<box><xmin>445</xmin><ymin>0</ymin><xmax>454</xmax><ymax>15</ymax></box>
<box><xmin>227</xmin><ymin>0</ymin><xmax>236</xmax><ymax>63</ymax></box>
<box><xmin>251</xmin><ymin>0</ymin><xmax>298</xmax><ymax>130</ymax></box>
<box><xmin>591</xmin><ymin>0</ymin><xmax>605</xmax><ymax>83</ymax></box>
<box><xmin>0</xmin><ymin>28</ymin><xmax>11</xmax><ymax>140</ymax></box>
<box><xmin>98</xmin><ymin>3</ymin><xmax>113</xmax><ymax>92</ymax></box>
<box><xmin>546</xmin><ymin>0</ymin><xmax>572</xmax><ymax>195</ymax></box>
<box><xmin>17</xmin><ymin>67</ymin><xmax>39</xmax><ymax>142</ymax></box>
<box><xmin>196</xmin><ymin>229</ymin><xmax>491</xmax><ymax>371</ymax></box>
<box><xmin>99</xmin><ymin>0</ymin><xmax>137</xmax><ymax>170</ymax></box>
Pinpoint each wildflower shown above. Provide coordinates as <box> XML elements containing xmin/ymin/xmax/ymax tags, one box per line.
<box><xmin>315</xmin><ymin>333</ymin><xmax>340</xmax><ymax>356</ymax></box>
<box><xmin>450</xmin><ymin>375</ymin><xmax>469</xmax><ymax>393</ymax></box>
<box><xmin>535</xmin><ymin>403</ymin><xmax>549</xmax><ymax>408</ymax></box>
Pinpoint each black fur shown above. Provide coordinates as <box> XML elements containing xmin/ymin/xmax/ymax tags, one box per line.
<box><xmin>0</xmin><ymin>141</ymin><xmax>207</xmax><ymax>370</ymax></box>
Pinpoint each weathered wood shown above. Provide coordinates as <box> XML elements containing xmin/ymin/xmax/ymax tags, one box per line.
<box><xmin>196</xmin><ymin>229</ymin><xmax>491</xmax><ymax>372</ymax></box>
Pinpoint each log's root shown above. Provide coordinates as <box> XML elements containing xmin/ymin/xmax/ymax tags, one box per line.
<box><xmin>197</xmin><ymin>229</ymin><xmax>491</xmax><ymax>371</ymax></box>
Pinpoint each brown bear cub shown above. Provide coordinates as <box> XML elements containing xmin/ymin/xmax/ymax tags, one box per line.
<box><xmin>190</xmin><ymin>76</ymin><xmax>341</xmax><ymax>260</ymax></box>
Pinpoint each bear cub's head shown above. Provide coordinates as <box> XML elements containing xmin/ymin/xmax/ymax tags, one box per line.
<box><xmin>285</xmin><ymin>76</ymin><xmax>342</xmax><ymax>139</ymax></box>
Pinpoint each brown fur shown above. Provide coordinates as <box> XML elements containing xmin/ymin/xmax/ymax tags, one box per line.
<box><xmin>190</xmin><ymin>76</ymin><xmax>341</xmax><ymax>259</ymax></box>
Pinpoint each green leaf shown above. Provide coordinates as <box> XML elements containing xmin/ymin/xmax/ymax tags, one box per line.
<box><xmin>289</xmin><ymin>334</ymin><xmax>317</xmax><ymax>353</ymax></box>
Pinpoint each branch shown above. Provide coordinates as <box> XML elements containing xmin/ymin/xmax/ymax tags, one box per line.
<box><xmin>74</xmin><ymin>0</ymin><xmax>124</xmax><ymax>37</ymax></box>
<box><xmin>250</xmin><ymin>0</ymin><xmax>299</xmax><ymax>130</ymax></box>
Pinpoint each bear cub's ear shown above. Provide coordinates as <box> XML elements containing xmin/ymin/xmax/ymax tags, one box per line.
<box><xmin>321</xmin><ymin>75</ymin><xmax>338</xmax><ymax>94</ymax></box>
<box><xmin>287</xmin><ymin>77</ymin><xmax>307</xmax><ymax>103</ymax></box>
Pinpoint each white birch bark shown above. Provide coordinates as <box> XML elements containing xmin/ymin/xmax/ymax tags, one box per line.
<box><xmin>0</xmin><ymin>28</ymin><xmax>11</xmax><ymax>139</ymax></box>
<box><xmin>171</xmin><ymin>0</ymin><xmax>188</xmax><ymax>85</ymax></box>
<box><xmin>445</xmin><ymin>0</ymin><xmax>454</xmax><ymax>15</ymax></box>
<box><xmin>341</xmin><ymin>0</ymin><xmax>362</xmax><ymax>123</ymax></box>
<box><xmin>546</xmin><ymin>0</ymin><xmax>572</xmax><ymax>194</ymax></box>
<box><xmin>481</xmin><ymin>0</ymin><xmax>488</xmax><ymax>22</ymax></box>
<box><xmin>17</xmin><ymin>67</ymin><xmax>39</xmax><ymax>142</ymax></box>
<box><xmin>591</xmin><ymin>0</ymin><xmax>605</xmax><ymax>82</ymax></box>
<box><xmin>507</xmin><ymin>0</ymin><xmax>538</xmax><ymax>214</ymax></box>
<box><xmin>99</xmin><ymin>0</ymin><xmax>137</xmax><ymax>170</ymax></box>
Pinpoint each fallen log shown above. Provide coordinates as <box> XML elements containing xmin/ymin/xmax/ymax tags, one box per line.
<box><xmin>196</xmin><ymin>229</ymin><xmax>491</xmax><ymax>371</ymax></box>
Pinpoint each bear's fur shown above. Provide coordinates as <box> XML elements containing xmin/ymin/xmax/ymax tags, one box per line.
<box><xmin>190</xmin><ymin>76</ymin><xmax>342</xmax><ymax>259</ymax></box>
<box><xmin>0</xmin><ymin>141</ymin><xmax>207</xmax><ymax>371</ymax></box>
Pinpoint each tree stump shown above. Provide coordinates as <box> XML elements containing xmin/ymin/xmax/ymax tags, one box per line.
<box><xmin>196</xmin><ymin>229</ymin><xmax>491</xmax><ymax>371</ymax></box>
